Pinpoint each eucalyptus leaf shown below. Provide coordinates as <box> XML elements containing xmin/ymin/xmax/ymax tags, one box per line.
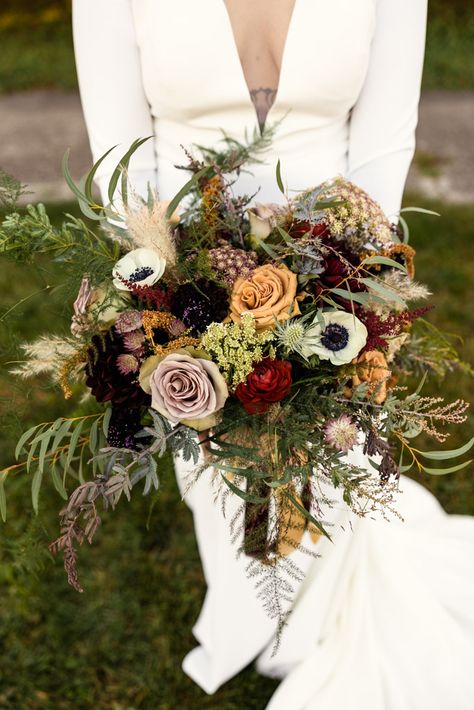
<box><xmin>65</xmin><ymin>419</ymin><xmax>85</xmax><ymax>473</ymax></box>
<box><xmin>62</xmin><ymin>149</ymin><xmax>87</xmax><ymax>203</ymax></box>
<box><xmin>51</xmin><ymin>465</ymin><xmax>68</xmax><ymax>499</ymax></box>
<box><xmin>51</xmin><ymin>418</ymin><xmax>73</xmax><ymax>454</ymax></box>
<box><xmin>0</xmin><ymin>473</ymin><xmax>7</xmax><ymax>522</ymax></box>
<box><xmin>166</xmin><ymin>166</ymin><xmax>210</xmax><ymax>220</ymax></box>
<box><xmin>361</xmin><ymin>255</ymin><xmax>407</xmax><ymax>272</ymax></box>
<box><xmin>284</xmin><ymin>491</ymin><xmax>332</xmax><ymax>540</ymax></box>
<box><xmin>397</xmin><ymin>214</ymin><xmax>410</xmax><ymax>243</ymax></box>
<box><xmin>359</xmin><ymin>277</ymin><xmax>407</xmax><ymax>307</ymax></box>
<box><xmin>328</xmin><ymin>287</ymin><xmax>371</xmax><ymax>305</ymax></box>
<box><xmin>422</xmin><ymin>460</ymin><xmax>473</xmax><ymax>476</ymax></box>
<box><xmin>31</xmin><ymin>467</ymin><xmax>44</xmax><ymax>514</ymax></box>
<box><xmin>399</xmin><ymin>206</ymin><xmax>440</xmax><ymax>217</ymax></box>
<box><xmin>15</xmin><ymin>424</ymin><xmax>41</xmax><ymax>460</ymax></box>
<box><xmin>37</xmin><ymin>434</ymin><xmax>51</xmax><ymax>475</ymax></box>
<box><xmin>107</xmin><ymin>137</ymin><xmax>152</xmax><ymax>205</ymax></box>
<box><xmin>220</xmin><ymin>474</ymin><xmax>268</xmax><ymax>503</ymax></box>
<box><xmin>84</xmin><ymin>144</ymin><xmax>117</xmax><ymax>205</ymax></box>
<box><xmin>276</xmin><ymin>159</ymin><xmax>285</xmax><ymax>194</ymax></box>
<box><xmin>256</xmin><ymin>238</ymin><xmax>279</xmax><ymax>260</ymax></box>
<box><xmin>89</xmin><ymin>418</ymin><xmax>99</xmax><ymax>456</ymax></box>
<box><xmin>417</xmin><ymin>437</ymin><xmax>474</xmax><ymax>461</ymax></box>
<box><xmin>102</xmin><ymin>408</ymin><xmax>112</xmax><ymax>438</ymax></box>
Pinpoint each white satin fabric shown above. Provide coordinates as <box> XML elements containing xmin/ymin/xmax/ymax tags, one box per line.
<box><xmin>73</xmin><ymin>1</ymin><xmax>474</xmax><ymax>706</ymax></box>
<box><xmin>175</xmin><ymin>449</ymin><xmax>474</xmax><ymax>709</ymax></box>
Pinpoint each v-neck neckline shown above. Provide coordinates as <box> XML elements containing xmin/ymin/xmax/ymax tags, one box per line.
<box><xmin>219</xmin><ymin>0</ymin><xmax>298</xmax><ymax>131</ymax></box>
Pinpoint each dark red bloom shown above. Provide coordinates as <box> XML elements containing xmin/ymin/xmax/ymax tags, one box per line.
<box><xmin>235</xmin><ymin>358</ymin><xmax>292</xmax><ymax>414</ymax></box>
<box><xmin>288</xmin><ymin>220</ymin><xmax>330</xmax><ymax>240</ymax></box>
<box><xmin>289</xmin><ymin>221</ymin><xmax>365</xmax><ymax>308</ymax></box>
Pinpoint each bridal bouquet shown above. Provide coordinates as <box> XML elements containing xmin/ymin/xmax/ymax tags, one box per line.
<box><xmin>0</xmin><ymin>131</ymin><xmax>472</xmax><ymax>593</ymax></box>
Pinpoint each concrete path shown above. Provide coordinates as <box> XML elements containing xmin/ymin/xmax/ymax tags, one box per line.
<box><xmin>0</xmin><ymin>89</ymin><xmax>473</xmax><ymax>205</ymax></box>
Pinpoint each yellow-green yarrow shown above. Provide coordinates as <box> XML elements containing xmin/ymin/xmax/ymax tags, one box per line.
<box><xmin>201</xmin><ymin>313</ymin><xmax>275</xmax><ymax>391</ymax></box>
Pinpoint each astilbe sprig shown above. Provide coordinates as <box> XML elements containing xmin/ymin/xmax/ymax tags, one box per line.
<box><xmin>359</xmin><ymin>305</ymin><xmax>433</xmax><ymax>352</ymax></box>
<box><xmin>117</xmin><ymin>277</ymin><xmax>171</xmax><ymax>310</ymax></box>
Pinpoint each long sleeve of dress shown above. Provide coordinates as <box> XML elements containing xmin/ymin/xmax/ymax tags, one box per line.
<box><xmin>347</xmin><ymin>0</ymin><xmax>428</xmax><ymax>220</ymax></box>
<box><xmin>72</xmin><ymin>0</ymin><xmax>157</xmax><ymax>203</ymax></box>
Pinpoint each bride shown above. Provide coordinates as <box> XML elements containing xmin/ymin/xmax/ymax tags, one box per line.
<box><xmin>73</xmin><ymin>1</ymin><xmax>474</xmax><ymax>707</ymax></box>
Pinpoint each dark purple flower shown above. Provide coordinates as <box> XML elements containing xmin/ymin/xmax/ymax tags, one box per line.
<box><xmin>170</xmin><ymin>279</ymin><xmax>229</xmax><ymax>333</ymax></box>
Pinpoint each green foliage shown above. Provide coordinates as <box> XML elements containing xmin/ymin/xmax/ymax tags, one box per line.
<box><xmin>0</xmin><ymin>192</ymin><xmax>120</xmax><ymax>293</ymax></box>
<box><xmin>0</xmin><ymin>412</ymin><xmax>108</xmax><ymax>520</ymax></box>
<box><xmin>423</xmin><ymin>12</ymin><xmax>474</xmax><ymax>90</ymax></box>
<box><xmin>0</xmin><ymin>24</ymin><xmax>76</xmax><ymax>93</ymax></box>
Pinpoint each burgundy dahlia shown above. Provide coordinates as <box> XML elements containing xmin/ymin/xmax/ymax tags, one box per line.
<box><xmin>170</xmin><ymin>279</ymin><xmax>229</xmax><ymax>333</ymax></box>
<box><xmin>86</xmin><ymin>331</ymin><xmax>150</xmax><ymax>407</ymax></box>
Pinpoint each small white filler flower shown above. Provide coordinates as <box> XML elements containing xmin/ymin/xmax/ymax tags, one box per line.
<box><xmin>112</xmin><ymin>247</ymin><xmax>166</xmax><ymax>291</ymax></box>
<box><xmin>300</xmin><ymin>310</ymin><xmax>368</xmax><ymax>365</ymax></box>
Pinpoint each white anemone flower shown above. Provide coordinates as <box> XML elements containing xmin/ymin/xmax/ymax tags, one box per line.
<box><xmin>112</xmin><ymin>247</ymin><xmax>166</xmax><ymax>291</ymax></box>
<box><xmin>300</xmin><ymin>310</ymin><xmax>368</xmax><ymax>365</ymax></box>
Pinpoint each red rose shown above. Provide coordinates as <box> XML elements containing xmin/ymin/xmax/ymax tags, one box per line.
<box><xmin>235</xmin><ymin>358</ymin><xmax>292</xmax><ymax>414</ymax></box>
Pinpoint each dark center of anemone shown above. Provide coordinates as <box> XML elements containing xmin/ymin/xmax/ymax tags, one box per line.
<box><xmin>320</xmin><ymin>322</ymin><xmax>349</xmax><ymax>352</ymax></box>
<box><xmin>128</xmin><ymin>266</ymin><xmax>154</xmax><ymax>283</ymax></box>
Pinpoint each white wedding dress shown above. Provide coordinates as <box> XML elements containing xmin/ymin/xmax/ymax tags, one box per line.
<box><xmin>73</xmin><ymin>1</ymin><xmax>474</xmax><ymax>707</ymax></box>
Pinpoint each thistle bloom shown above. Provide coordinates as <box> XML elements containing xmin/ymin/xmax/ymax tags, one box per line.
<box><xmin>324</xmin><ymin>415</ymin><xmax>359</xmax><ymax>452</ymax></box>
<box><xmin>300</xmin><ymin>310</ymin><xmax>368</xmax><ymax>365</ymax></box>
<box><xmin>112</xmin><ymin>247</ymin><xmax>166</xmax><ymax>291</ymax></box>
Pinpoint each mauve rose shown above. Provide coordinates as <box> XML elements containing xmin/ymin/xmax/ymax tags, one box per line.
<box><xmin>146</xmin><ymin>352</ymin><xmax>228</xmax><ymax>430</ymax></box>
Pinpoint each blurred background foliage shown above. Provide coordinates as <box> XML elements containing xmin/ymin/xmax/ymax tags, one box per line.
<box><xmin>0</xmin><ymin>0</ymin><xmax>473</xmax><ymax>91</ymax></box>
<box><xmin>0</xmin><ymin>2</ymin><xmax>473</xmax><ymax>709</ymax></box>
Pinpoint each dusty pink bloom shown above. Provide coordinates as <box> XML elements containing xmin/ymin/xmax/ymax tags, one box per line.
<box><xmin>324</xmin><ymin>415</ymin><xmax>359</xmax><ymax>452</ymax></box>
<box><xmin>168</xmin><ymin>318</ymin><xmax>187</xmax><ymax>337</ymax></box>
<box><xmin>116</xmin><ymin>353</ymin><xmax>140</xmax><ymax>375</ymax></box>
<box><xmin>123</xmin><ymin>329</ymin><xmax>146</xmax><ymax>353</ymax></box>
<box><xmin>73</xmin><ymin>276</ymin><xmax>92</xmax><ymax>315</ymax></box>
<box><xmin>149</xmin><ymin>352</ymin><xmax>228</xmax><ymax>429</ymax></box>
<box><xmin>70</xmin><ymin>276</ymin><xmax>92</xmax><ymax>336</ymax></box>
<box><xmin>115</xmin><ymin>310</ymin><xmax>143</xmax><ymax>334</ymax></box>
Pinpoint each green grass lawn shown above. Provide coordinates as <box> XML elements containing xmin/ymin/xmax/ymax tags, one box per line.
<box><xmin>0</xmin><ymin>197</ymin><xmax>473</xmax><ymax>708</ymax></box>
<box><xmin>0</xmin><ymin>10</ymin><xmax>474</xmax><ymax>93</ymax></box>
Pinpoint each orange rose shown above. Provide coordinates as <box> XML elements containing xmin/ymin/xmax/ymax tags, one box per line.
<box><xmin>229</xmin><ymin>264</ymin><xmax>299</xmax><ymax>331</ymax></box>
<box><xmin>351</xmin><ymin>350</ymin><xmax>391</xmax><ymax>404</ymax></box>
